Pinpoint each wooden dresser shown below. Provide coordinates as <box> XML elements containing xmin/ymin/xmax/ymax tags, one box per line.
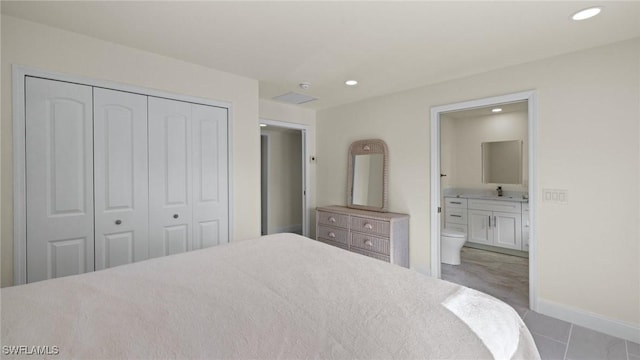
<box><xmin>315</xmin><ymin>206</ymin><xmax>409</xmax><ymax>267</ymax></box>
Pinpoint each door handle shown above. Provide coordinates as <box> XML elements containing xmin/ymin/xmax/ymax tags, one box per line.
<box><xmin>173</xmin><ymin>214</ymin><xmax>179</xmax><ymax>219</ymax></box>
<box><xmin>494</xmin><ymin>216</ymin><xmax>497</xmax><ymax>227</ymax></box>
<box><xmin>115</xmin><ymin>219</ymin><xmax>122</xmax><ymax>225</ymax></box>
<box><xmin>488</xmin><ymin>216</ymin><xmax>491</xmax><ymax>227</ymax></box>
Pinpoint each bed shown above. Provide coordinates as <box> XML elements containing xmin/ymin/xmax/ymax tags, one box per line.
<box><xmin>1</xmin><ymin>233</ymin><xmax>540</xmax><ymax>359</ymax></box>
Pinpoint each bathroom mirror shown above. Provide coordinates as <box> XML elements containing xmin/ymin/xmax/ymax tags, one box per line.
<box><xmin>481</xmin><ymin>140</ymin><xmax>523</xmax><ymax>184</ymax></box>
<box><xmin>347</xmin><ymin>139</ymin><xmax>388</xmax><ymax>212</ymax></box>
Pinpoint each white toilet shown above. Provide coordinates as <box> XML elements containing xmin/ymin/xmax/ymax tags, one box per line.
<box><xmin>441</xmin><ymin>228</ymin><xmax>467</xmax><ymax>265</ymax></box>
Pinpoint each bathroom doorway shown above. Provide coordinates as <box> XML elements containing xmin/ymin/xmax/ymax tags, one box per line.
<box><xmin>430</xmin><ymin>91</ymin><xmax>537</xmax><ymax>312</ymax></box>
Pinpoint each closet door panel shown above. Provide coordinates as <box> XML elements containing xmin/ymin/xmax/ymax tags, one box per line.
<box><xmin>103</xmin><ymin>232</ymin><xmax>134</xmax><ymax>268</ymax></box>
<box><xmin>192</xmin><ymin>104</ymin><xmax>229</xmax><ymax>249</ymax></box>
<box><xmin>26</xmin><ymin>77</ymin><xmax>94</xmax><ymax>283</ymax></box>
<box><xmin>94</xmin><ymin>88</ymin><xmax>149</xmax><ymax>270</ymax></box>
<box><xmin>148</xmin><ymin>97</ymin><xmax>193</xmax><ymax>258</ymax></box>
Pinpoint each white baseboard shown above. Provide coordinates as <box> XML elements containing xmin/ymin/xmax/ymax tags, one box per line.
<box><xmin>412</xmin><ymin>265</ymin><xmax>431</xmax><ymax>277</ymax></box>
<box><xmin>537</xmin><ymin>299</ymin><xmax>640</xmax><ymax>343</ymax></box>
<box><xmin>273</xmin><ymin>224</ymin><xmax>303</xmax><ymax>235</ymax></box>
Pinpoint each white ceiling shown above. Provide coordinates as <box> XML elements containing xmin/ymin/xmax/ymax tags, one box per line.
<box><xmin>2</xmin><ymin>1</ymin><xmax>639</xmax><ymax>110</ymax></box>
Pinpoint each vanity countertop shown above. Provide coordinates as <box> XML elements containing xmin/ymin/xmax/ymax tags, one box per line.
<box><xmin>444</xmin><ymin>189</ymin><xmax>529</xmax><ymax>203</ymax></box>
<box><xmin>447</xmin><ymin>193</ymin><xmax>529</xmax><ymax>203</ymax></box>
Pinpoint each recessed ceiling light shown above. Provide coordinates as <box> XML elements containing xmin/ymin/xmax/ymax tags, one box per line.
<box><xmin>345</xmin><ymin>80</ymin><xmax>358</xmax><ymax>86</ymax></box>
<box><xmin>260</xmin><ymin>124</ymin><xmax>267</xmax><ymax>127</ymax></box>
<box><xmin>492</xmin><ymin>108</ymin><xmax>503</xmax><ymax>113</ymax></box>
<box><xmin>572</xmin><ymin>7</ymin><xmax>602</xmax><ymax>21</ymax></box>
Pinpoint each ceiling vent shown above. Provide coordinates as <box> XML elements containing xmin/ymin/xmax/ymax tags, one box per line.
<box><xmin>273</xmin><ymin>92</ymin><xmax>317</xmax><ymax>105</ymax></box>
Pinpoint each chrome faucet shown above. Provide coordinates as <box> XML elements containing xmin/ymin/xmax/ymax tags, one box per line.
<box><xmin>496</xmin><ymin>186</ymin><xmax>503</xmax><ymax>197</ymax></box>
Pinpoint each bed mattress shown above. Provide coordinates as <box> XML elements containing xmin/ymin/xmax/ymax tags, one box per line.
<box><xmin>1</xmin><ymin>233</ymin><xmax>539</xmax><ymax>359</ymax></box>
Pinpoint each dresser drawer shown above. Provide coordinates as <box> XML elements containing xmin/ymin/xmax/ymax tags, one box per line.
<box><xmin>316</xmin><ymin>237</ymin><xmax>349</xmax><ymax>250</ymax></box>
<box><xmin>317</xmin><ymin>211</ymin><xmax>349</xmax><ymax>229</ymax></box>
<box><xmin>350</xmin><ymin>232</ymin><xmax>390</xmax><ymax>255</ymax></box>
<box><xmin>350</xmin><ymin>247</ymin><xmax>390</xmax><ymax>263</ymax></box>
<box><xmin>445</xmin><ymin>207</ymin><xmax>467</xmax><ymax>225</ymax></box>
<box><xmin>317</xmin><ymin>225</ymin><xmax>349</xmax><ymax>245</ymax></box>
<box><xmin>350</xmin><ymin>216</ymin><xmax>390</xmax><ymax>236</ymax></box>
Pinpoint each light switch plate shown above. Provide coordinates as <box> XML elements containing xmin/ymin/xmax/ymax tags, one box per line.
<box><xmin>542</xmin><ymin>189</ymin><xmax>568</xmax><ymax>204</ymax></box>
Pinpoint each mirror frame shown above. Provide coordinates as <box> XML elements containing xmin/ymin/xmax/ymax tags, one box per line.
<box><xmin>347</xmin><ymin>139</ymin><xmax>389</xmax><ymax>212</ymax></box>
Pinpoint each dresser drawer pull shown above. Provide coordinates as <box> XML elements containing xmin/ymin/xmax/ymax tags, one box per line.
<box><xmin>328</xmin><ymin>216</ymin><xmax>336</xmax><ymax>223</ymax></box>
<box><xmin>450</xmin><ymin>214</ymin><xmax>462</xmax><ymax>218</ymax></box>
<box><xmin>363</xmin><ymin>239</ymin><xmax>373</xmax><ymax>247</ymax></box>
<box><xmin>451</xmin><ymin>201</ymin><xmax>462</xmax><ymax>204</ymax></box>
<box><xmin>328</xmin><ymin>232</ymin><xmax>336</xmax><ymax>238</ymax></box>
<box><xmin>363</xmin><ymin>223</ymin><xmax>373</xmax><ymax>230</ymax></box>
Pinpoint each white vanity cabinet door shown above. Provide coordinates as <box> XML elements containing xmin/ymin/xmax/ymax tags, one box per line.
<box><xmin>148</xmin><ymin>97</ymin><xmax>193</xmax><ymax>258</ymax></box>
<box><xmin>465</xmin><ymin>199</ymin><xmax>526</xmax><ymax>251</ymax></box>
<box><xmin>26</xmin><ymin>77</ymin><xmax>94</xmax><ymax>283</ymax></box>
<box><xmin>468</xmin><ymin>209</ymin><xmax>493</xmax><ymax>245</ymax></box>
<box><xmin>493</xmin><ymin>211</ymin><xmax>522</xmax><ymax>250</ymax></box>
<box><xmin>94</xmin><ymin>88</ymin><xmax>149</xmax><ymax>270</ymax></box>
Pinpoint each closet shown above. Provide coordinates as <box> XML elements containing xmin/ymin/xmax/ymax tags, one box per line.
<box><xmin>24</xmin><ymin>77</ymin><xmax>229</xmax><ymax>283</ymax></box>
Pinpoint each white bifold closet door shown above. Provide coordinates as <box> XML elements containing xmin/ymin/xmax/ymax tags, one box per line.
<box><xmin>26</xmin><ymin>77</ymin><xmax>94</xmax><ymax>283</ymax></box>
<box><xmin>148</xmin><ymin>97</ymin><xmax>228</xmax><ymax>258</ymax></box>
<box><xmin>24</xmin><ymin>77</ymin><xmax>229</xmax><ymax>283</ymax></box>
<box><xmin>93</xmin><ymin>88</ymin><xmax>149</xmax><ymax>270</ymax></box>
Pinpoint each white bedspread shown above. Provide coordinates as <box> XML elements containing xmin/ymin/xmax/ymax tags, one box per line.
<box><xmin>1</xmin><ymin>233</ymin><xmax>540</xmax><ymax>359</ymax></box>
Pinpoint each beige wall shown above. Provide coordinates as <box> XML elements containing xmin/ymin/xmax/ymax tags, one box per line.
<box><xmin>259</xmin><ymin>99</ymin><xmax>317</xmax><ymax>237</ymax></box>
<box><xmin>317</xmin><ymin>38</ymin><xmax>640</xmax><ymax>325</ymax></box>
<box><xmin>261</xmin><ymin>128</ymin><xmax>302</xmax><ymax>233</ymax></box>
<box><xmin>441</xmin><ymin>111</ymin><xmax>528</xmax><ymax>192</ymax></box>
<box><xmin>0</xmin><ymin>15</ymin><xmax>261</xmax><ymax>287</ymax></box>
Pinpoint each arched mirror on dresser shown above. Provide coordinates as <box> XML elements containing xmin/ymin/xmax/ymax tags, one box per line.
<box><xmin>316</xmin><ymin>139</ymin><xmax>409</xmax><ymax>267</ymax></box>
<box><xmin>347</xmin><ymin>139</ymin><xmax>388</xmax><ymax>212</ymax></box>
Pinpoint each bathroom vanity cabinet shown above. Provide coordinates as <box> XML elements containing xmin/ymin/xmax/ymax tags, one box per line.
<box><xmin>444</xmin><ymin>196</ymin><xmax>528</xmax><ymax>252</ymax></box>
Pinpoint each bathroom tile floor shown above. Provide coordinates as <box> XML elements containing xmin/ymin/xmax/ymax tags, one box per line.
<box><xmin>441</xmin><ymin>246</ymin><xmax>529</xmax><ymax>311</ymax></box>
<box><xmin>441</xmin><ymin>247</ymin><xmax>638</xmax><ymax>360</ymax></box>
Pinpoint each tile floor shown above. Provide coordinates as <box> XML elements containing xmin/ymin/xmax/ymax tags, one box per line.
<box><xmin>442</xmin><ymin>247</ymin><xmax>529</xmax><ymax>312</ymax></box>
<box><xmin>442</xmin><ymin>247</ymin><xmax>638</xmax><ymax>360</ymax></box>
